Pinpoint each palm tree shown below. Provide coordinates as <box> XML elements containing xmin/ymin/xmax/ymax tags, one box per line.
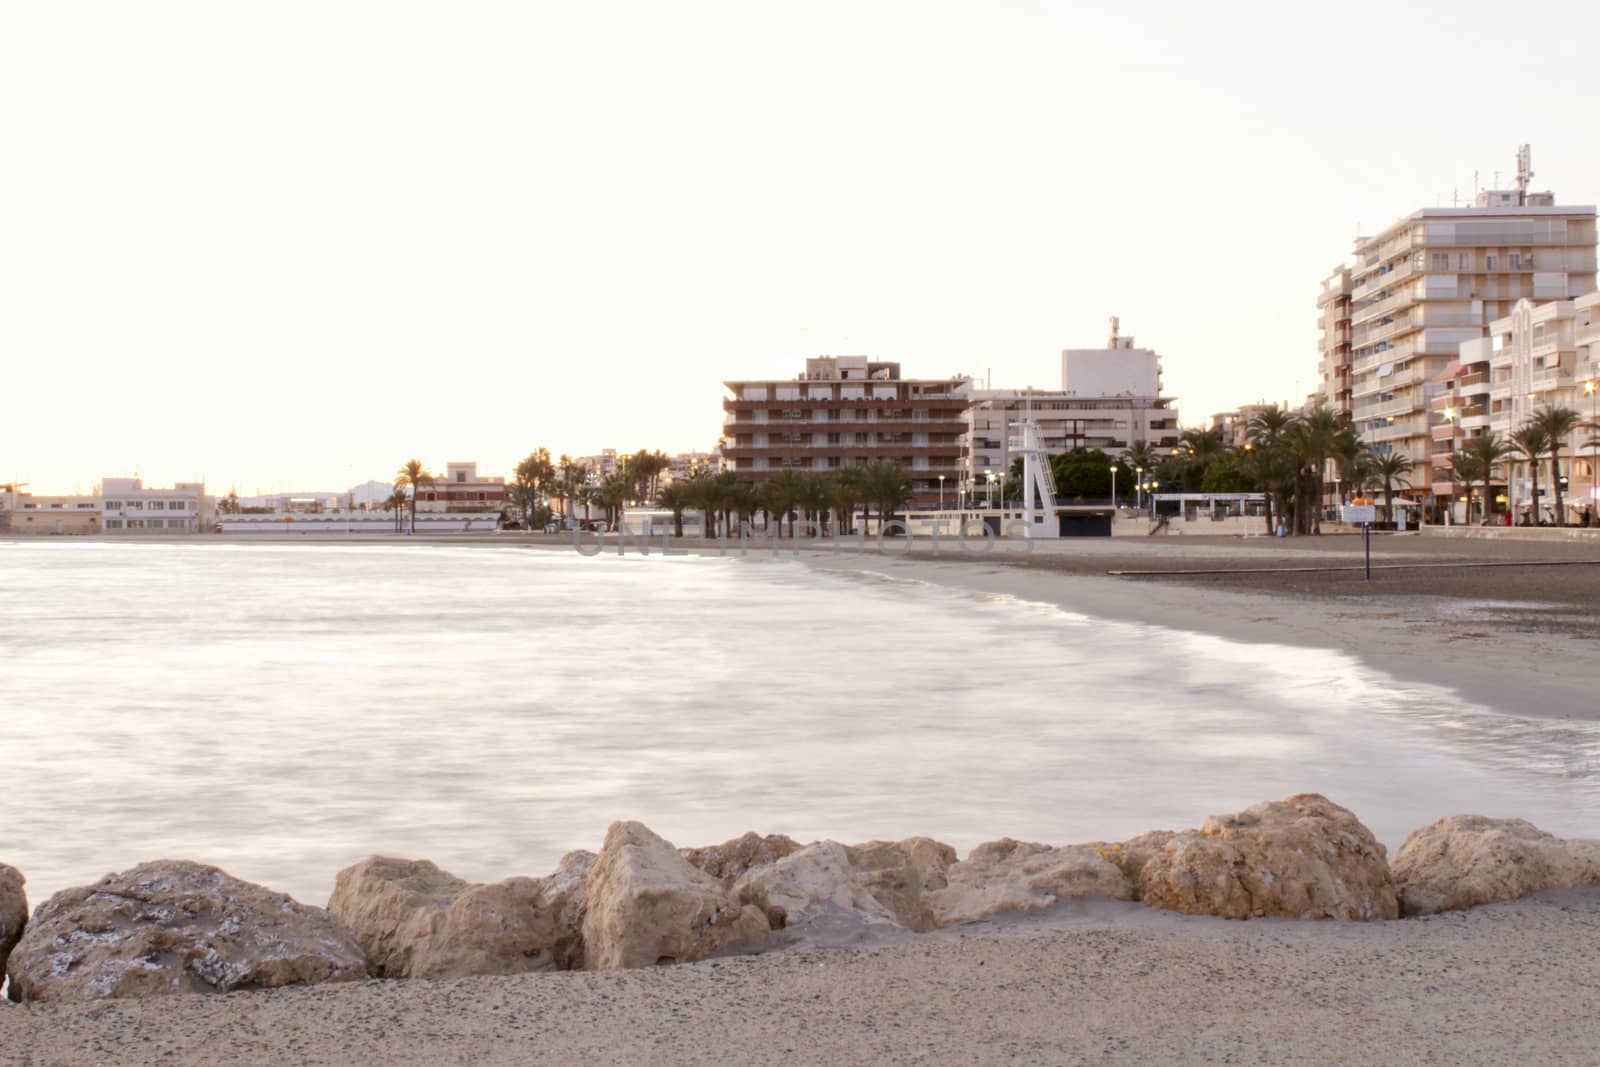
<box><xmin>395</xmin><ymin>460</ymin><xmax>435</xmax><ymax>533</ymax></box>
<box><xmin>657</xmin><ymin>483</ymin><xmax>689</xmax><ymax>538</ymax></box>
<box><xmin>763</xmin><ymin>469</ymin><xmax>808</xmax><ymax>537</ymax></box>
<box><xmin>597</xmin><ymin>472</ymin><xmax>631</xmax><ymax>527</ymax></box>
<box><xmin>833</xmin><ymin>465</ymin><xmax>866</xmax><ymax>535</ymax></box>
<box><xmin>1246</xmin><ymin>405</ymin><xmax>1300</xmax><ymax>535</ymax></box>
<box><xmin>1369</xmin><ymin>449</ymin><xmax>1413</xmax><ymax>527</ymax></box>
<box><xmin>1530</xmin><ymin>406</ymin><xmax>1583</xmax><ymax>526</ymax></box>
<box><xmin>1179</xmin><ymin>427</ymin><xmax>1226</xmax><ymax>464</ymax></box>
<box><xmin>1509</xmin><ymin>424</ymin><xmax>1551</xmax><ymax>525</ymax></box>
<box><xmin>1123</xmin><ymin>442</ymin><xmax>1159</xmax><ymax>483</ymax></box>
<box><xmin>1460</xmin><ymin>432</ymin><xmax>1515</xmax><ymax>525</ymax></box>
<box><xmin>861</xmin><ymin>460</ymin><xmax>912</xmax><ymax>532</ymax></box>
<box><xmin>1449</xmin><ymin>451</ymin><xmax>1485</xmax><ymax>524</ymax></box>
<box><xmin>797</xmin><ymin>474</ymin><xmax>834</xmax><ymax>537</ymax></box>
<box><xmin>383</xmin><ymin>487</ymin><xmax>410</xmax><ymax>533</ymax></box>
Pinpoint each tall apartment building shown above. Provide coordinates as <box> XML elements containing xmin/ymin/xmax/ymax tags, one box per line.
<box><xmin>1332</xmin><ymin>151</ymin><xmax>1595</xmax><ymax>489</ymax></box>
<box><xmin>721</xmin><ymin>357</ymin><xmax>969</xmax><ymax>507</ymax></box>
<box><xmin>965</xmin><ymin>322</ymin><xmax>1180</xmax><ymax>489</ymax></box>
<box><xmin>1316</xmin><ymin>266</ymin><xmax>1354</xmax><ymax>415</ymax></box>
<box><xmin>1434</xmin><ymin>294</ymin><xmax>1600</xmax><ymax>520</ymax></box>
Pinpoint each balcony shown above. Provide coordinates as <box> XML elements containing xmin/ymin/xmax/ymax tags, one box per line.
<box><xmin>1350</xmin><ymin>287</ymin><xmax>1419</xmax><ymax>329</ymax></box>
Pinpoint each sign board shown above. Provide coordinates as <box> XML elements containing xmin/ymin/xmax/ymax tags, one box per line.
<box><xmin>1341</xmin><ymin>504</ymin><xmax>1377</xmax><ymax>524</ymax></box>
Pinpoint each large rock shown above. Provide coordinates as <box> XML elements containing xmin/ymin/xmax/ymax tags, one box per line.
<box><xmin>0</xmin><ymin>864</ymin><xmax>25</xmax><ymax>982</ymax></box>
<box><xmin>1391</xmin><ymin>815</ymin><xmax>1600</xmax><ymax>917</ymax></box>
<box><xmin>929</xmin><ymin>839</ymin><xmax>1134</xmax><ymax>926</ymax></box>
<box><xmin>1137</xmin><ymin>794</ymin><xmax>1398</xmax><ymax>921</ymax></box>
<box><xmin>329</xmin><ymin>851</ymin><xmax>592</xmax><ymax>978</ymax></box>
<box><xmin>842</xmin><ymin>838</ymin><xmax>957</xmax><ymax>932</ymax></box>
<box><xmin>582</xmin><ymin>822</ymin><xmax>769</xmax><ymax>970</ymax></box>
<box><xmin>681</xmin><ymin>833</ymin><xmax>801</xmax><ymax>883</ymax></box>
<box><xmin>733</xmin><ymin>842</ymin><xmax>902</xmax><ymax>938</ymax></box>
<box><xmin>7</xmin><ymin>860</ymin><xmax>369</xmax><ymax>1002</ymax></box>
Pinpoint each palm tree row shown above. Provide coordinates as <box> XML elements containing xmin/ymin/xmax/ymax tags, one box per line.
<box><xmin>1452</xmin><ymin>405</ymin><xmax>1596</xmax><ymax>526</ymax></box>
<box><xmin>657</xmin><ymin>461</ymin><xmax>913</xmax><ymax>539</ymax></box>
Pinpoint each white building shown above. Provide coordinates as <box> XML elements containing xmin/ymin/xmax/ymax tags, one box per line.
<box><xmin>101</xmin><ymin>478</ymin><xmax>212</xmax><ymax>532</ymax></box>
<box><xmin>415</xmin><ymin>462</ymin><xmax>506</xmax><ymax>514</ymax></box>
<box><xmin>965</xmin><ymin>320</ymin><xmax>1181</xmax><ymax>486</ymax></box>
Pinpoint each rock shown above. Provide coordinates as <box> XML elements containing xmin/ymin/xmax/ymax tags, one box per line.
<box><xmin>1137</xmin><ymin>794</ymin><xmax>1398</xmax><ymax>921</ymax></box>
<box><xmin>733</xmin><ymin>842</ymin><xmax>902</xmax><ymax>939</ymax></box>
<box><xmin>0</xmin><ymin>864</ymin><xmax>25</xmax><ymax>982</ymax></box>
<box><xmin>929</xmin><ymin>839</ymin><xmax>1133</xmax><ymax>926</ymax></box>
<box><xmin>328</xmin><ymin>851</ymin><xmax>592</xmax><ymax>979</ymax></box>
<box><xmin>680</xmin><ymin>833</ymin><xmax>801</xmax><ymax>883</ymax></box>
<box><xmin>7</xmin><ymin>860</ymin><xmax>369</xmax><ymax>1002</ymax></box>
<box><xmin>1391</xmin><ymin>815</ymin><xmax>1600</xmax><ymax>917</ymax></box>
<box><xmin>1103</xmin><ymin>831</ymin><xmax>1179</xmax><ymax>886</ymax></box>
<box><xmin>842</xmin><ymin>838</ymin><xmax>957</xmax><ymax>932</ymax></box>
<box><xmin>582</xmin><ymin>822</ymin><xmax>769</xmax><ymax>970</ymax></box>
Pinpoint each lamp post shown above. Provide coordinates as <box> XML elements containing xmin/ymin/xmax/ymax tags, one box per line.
<box><xmin>1443</xmin><ymin>407</ymin><xmax>1458</xmax><ymax>523</ymax></box>
<box><xmin>1109</xmin><ymin>465</ymin><xmax>1117</xmax><ymax>509</ymax></box>
<box><xmin>938</xmin><ymin>474</ymin><xmax>945</xmax><ymax>511</ymax></box>
<box><xmin>986</xmin><ymin>471</ymin><xmax>995</xmax><ymax>509</ymax></box>
<box><xmin>1135</xmin><ymin>467</ymin><xmax>1145</xmax><ymax>511</ymax></box>
<box><xmin>1587</xmin><ymin>379</ymin><xmax>1598</xmax><ymax>525</ymax></box>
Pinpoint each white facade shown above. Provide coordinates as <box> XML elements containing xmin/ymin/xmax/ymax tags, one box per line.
<box><xmin>101</xmin><ymin>478</ymin><xmax>211</xmax><ymax>532</ymax></box>
<box><xmin>1061</xmin><ymin>320</ymin><xmax>1163</xmax><ymax>397</ymax></box>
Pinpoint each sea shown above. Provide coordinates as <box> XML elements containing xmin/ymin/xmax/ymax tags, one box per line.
<box><xmin>2</xmin><ymin>539</ymin><xmax>1597</xmax><ymax>907</ymax></box>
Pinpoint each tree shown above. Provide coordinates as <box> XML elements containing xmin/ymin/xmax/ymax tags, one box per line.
<box><xmin>761</xmin><ymin>469</ymin><xmax>808</xmax><ymax>537</ymax></box>
<box><xmin>1530</xmin><ymin>406</ymin><xmax>1583</xmax><ymax>526</ymax></box>
<box><xmin>1246</xmin><ymin>405</ymin><xmax>1300</xmax><ymax>534</ymax></box>
<box><xmin>597</xmin><ymin>472</ymin><xmax>631</xmax><ymax>527</ymax></box>
<box><xmin>1369</xmin><ymin>449</ymin><xmax>1413</xmax><ymax>527</ymax></box>
<box><xmin>382</xmin><ymin>487</ymin><xmax>410</xmax><ymax>533</ymax></box>
<box><xmin>1461</xmin><ymin>432</ymin><xmax>1514</xmax><ymax>525</ymax></box>
<box><xmin>1510</xmin><ymin>424</ymin><xmax>1551</xmax><ymax>525</ymax></box>
<box><xmin>1179</xmin><ymin>427</ymin><xmax>1226</xmax><ymax>464</ymax></box>
<box><xmin>861</xmin><ymin>460</ymin><xmax>912</xmax><ymax>530</ymax></box>
<box><xmin>509</xmin><ymin>448</ymin><xmax>556</xmax><ymax>527</ymax></box>
<box><xmin>833</xmin><ymin>465</ymin><xmax>866</xmax><ymax>535</ymax></box>
<box><xmin>797</xmin><ymin>474</ymin><xmax>834</xmax><ymax>536</ymax></box>
<box><xmin>1449</xmin><ymin>451</ymin><xmax>1485</xmax><ymax>524</ymax></box>
<box><xmin>1048</xmin><ymin>448</ymin><xmax>1130</xmax><ymax>500</ymax></box>
<box><xmin>395</xmin><ymin>459</ymin><xmax>435</xmax><ymax>533</ymax></box>
<box><xmin>657</xmin><ymin>483</ymin><xmax>689</xmax><ymax>538</ymax></box>
<box><xmin>1123</xmin><ymin>442</ymin><xmax>1159</xmax><ymax>480</ymax></box>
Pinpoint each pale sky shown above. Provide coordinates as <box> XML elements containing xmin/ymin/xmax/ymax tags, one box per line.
<box><xmin>4</xmin><ymin>1</ymin><xmax>1598</xmax><ymax>494</ymax></box>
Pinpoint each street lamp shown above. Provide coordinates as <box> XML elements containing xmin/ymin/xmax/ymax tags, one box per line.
<box><xmin>986</xmin><ymin>471</ymin><xmax>995</xmax><ymax>509</ymax></box>
<box><xmin>1109</xmin><ymin>465</ymin><xmax>1117</xmax><ymax>508</ymax></box>
<box><xmin>1586</xmin><ymin>379</ymin><xmax>1598</xmax><ymax>525</ymax></box>
<box><xmin>938</xmin><ymin>474</ymin><xmax>946</xmax><ymax>511</ymax></box>
<box><xmin>1135</xmin><ymin>466</ymin><xmax>1145</xmax><ymax>510</ymax></box>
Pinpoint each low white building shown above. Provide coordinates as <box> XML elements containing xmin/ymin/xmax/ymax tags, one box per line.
<box><xmin>101</xmin><ymin>478</ymin><xmax>212</xmax><ymax>532</ymax></box>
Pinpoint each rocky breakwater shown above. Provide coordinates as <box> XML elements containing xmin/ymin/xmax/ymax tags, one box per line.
<box><xmin>6</xmin><ymin>860</ymin><xmax>368</xmax><ymax>1003</ymax></box>
<box><xmin>6</xmin><ymin>795</ymin><xmax>1599</xmax><ymax>1002</ymax></box>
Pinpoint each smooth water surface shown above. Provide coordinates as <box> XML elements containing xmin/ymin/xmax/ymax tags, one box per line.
<box><xmin>2</xmin><ymin>540</ymin><xmax>1597</xmax><ymax>905</ymax></box>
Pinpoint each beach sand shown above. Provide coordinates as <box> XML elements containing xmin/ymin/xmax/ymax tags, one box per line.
<box><xmin>5</xmin><ymin>888</ymin><xmax>1600</xmax><ymax>1065</ymax></box>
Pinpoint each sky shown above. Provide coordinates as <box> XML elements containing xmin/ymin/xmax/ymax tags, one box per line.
<box><xmin>4</xmin><ymin>1</ymin><xmax>1599</xmax><ymax>494</ymax></box>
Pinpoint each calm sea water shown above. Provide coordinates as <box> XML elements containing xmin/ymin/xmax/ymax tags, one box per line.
<box><xmin>2</xmin><ymin>540</ymin><xmax>1597</xmax><ymax>907</ymax></box>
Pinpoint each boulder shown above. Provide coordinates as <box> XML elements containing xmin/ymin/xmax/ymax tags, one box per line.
<box><xmin>929</xmin><ymin>839</ymin><xmax>1134</xmax><ymax>926</ymax></box>
<box><xmin>681</xmin><ymin>833</ymin><xmax>802</xmax><ymax>883</ymax></box>
<box><xmin>0</xmin><ymin>864</ymin><xmax>25</xmax><ymax>982</ymax></box>
<box><xmin>582</xmin><ymin>822</ymin><xmax>769</xmax><ymax>970</ymax></box>
<box><xmin>1137</xmin><ymin>794</ymin><xmax>1398</xmax><ymax>921</ymax></box>
<box><xmin>6</xmin><ymin>860</ymin><xmax>369</xmax><ymax>1002</ymax></box>
<box><xmin>1391</xmin><ymin>815</ymin><xmax>1600</xmax><ymax>916</ymax></box>
<box><xmin>842</xmin><ymin>838</ymin><xmax>958</xmax><ymax>932</ymax></box>
<box><xmin>733</xmin><ymin>842</ymin><xmax>902</xmax><ymax>938</ymax></box>
<box><xmin>328</xmin><ymin>851</ymin><xmax>592</xmax><ymax>978</ymax></box>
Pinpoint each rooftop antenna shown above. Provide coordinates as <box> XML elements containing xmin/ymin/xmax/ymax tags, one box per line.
<box><xmin>1473</xmin><ymin>170</ymin><xmax>1479</xmax><ymax>197</ymax></box>
<box><xmin>1515</xmin><ymin>143</ymin><xmax>1532</xmax><ymax>206</ymax></box>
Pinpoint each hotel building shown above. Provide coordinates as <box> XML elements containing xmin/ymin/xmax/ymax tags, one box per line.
<box><xmin>1316</xmin><ymin>265</ymin><xmax>1354</xmax><ymax>416</ymax></box>
<box><xmin>721</xmin><ymin>357</ymin><xmax>970</xmax><ymax>507</ymax></box>
<box><xmin>1331</xmin><ymin>159</ymin><xmax>1595</xmax><ymax>490</ymax></box>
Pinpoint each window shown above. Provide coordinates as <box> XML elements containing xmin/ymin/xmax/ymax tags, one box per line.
<box><xmin>1458</xmin><ymin>252</ymin><xmax>1470</xmax><ymax>270</ymax></box>
<box><xmin>148</xmin><ymin>501</ymin><xmax>165</xmax><ymax>511</ymax></box>
<box><xmin>455</xmin><ymin>471</ymin><xmax>466</xmax><ymax>483</ymax></box>
<box><xmin>1430</xmin><ymin>253</ymin><xmax>1448</xmax><ymax>271</ymax></box>
<box><xmin>127</xmin><ymin>519</ymin><xmax>145</xmax><ymax>528</ymax></box>
<box><xmin>105</xmin><ymin>519</ymin><xmax>123</xmax><ymax>529</ymax></box>
<box><xmin>1486</xmin><ymin>254</ymin><xmax>1498</xmax><ymax>270</ymax></box>
<box><xmin>125</xmin><ymin>501</ymin><xmax>143</xmax><ymax>510</ymax></box>
<box><xmin>167</xmin><ymin>500</ymin><xmax>188</xmax><ymax>511</ymax></box>
<box><xmin>1509</xmin><ymin>252</ymin><xmax>1521</xmax><ymax>269</ymax></box>
<box><xmin>104</xmin><ymin>500</ymin><xmax>123</xmax><ymax>510</ymax></box>
<box><xmin>167</xmin><ymin>519</ymin><xmax>187</xmax><ymax>529</ymax></box>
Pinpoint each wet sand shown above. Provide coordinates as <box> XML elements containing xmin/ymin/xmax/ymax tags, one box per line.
<box><xmin>5</xmin><ymin>889</ymin><xmax>1600</xmax><ymax>1065</ymax></box>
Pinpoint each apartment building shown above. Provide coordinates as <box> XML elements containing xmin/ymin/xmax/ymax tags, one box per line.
<box><xmin>1316</xmin><ymin>266</ymin><xmax>1354</xmax><ymax>415</ymax></box>
<box><xmin>966</xmin><ymin>322</ymin><xmax>1181</xmax><ymax>488</ymax></box>
<box><xmin>575</xmin><ymin>450</ymin><xmax>620</xmax><ymax>484</ymax></box>
<box><xmin>0</xmin><ymin>488</ymin><xmax>104</xmax><ymax>534</ymax></box>
<box><xmin>664</xmin><ymin>450</ymin><xmax>718</xmax><ymax>485</ymax></box>
<box><xmin>1333</xmin><ymin>155</ymin><xmax>1595</xmax><ymax>490</ymax></box>
<box><xmin>416</xmin><ymin>462</ymin><xmax>506</xmax><ymax>513</ymax></box>
<box><xmin>721</xmin><ymin>357</ymin><xmax>969</xmax><ymax>507</ymax></box>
